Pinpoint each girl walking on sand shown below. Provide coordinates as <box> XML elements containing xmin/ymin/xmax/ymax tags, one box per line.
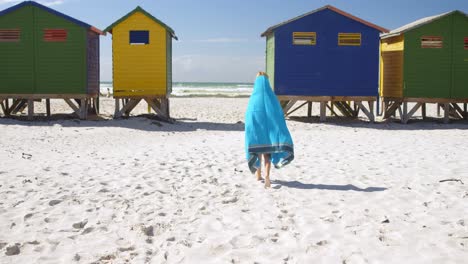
<box><xmin>245</xmin><ymin>72</ymin><xmax>294</xmax><ymax>188</ymax></box>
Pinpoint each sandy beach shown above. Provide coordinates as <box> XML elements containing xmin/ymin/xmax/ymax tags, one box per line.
<box><xmin>0</xmin><ymin>97</ymin><xmax>467</xmax><ymax>263</ymax></box>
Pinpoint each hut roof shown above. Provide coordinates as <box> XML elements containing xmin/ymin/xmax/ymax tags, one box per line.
<box><xmin>261</xmin><ymin>5</ymin><xmax>388</xmax><ymax>37</ymax></box>
<box><xmin>0</xmin><ymin>1</ymin><xmax>104</xmax><ymax>35</ymax></box>
<box><xmin>381</xmin><ymin>10</ymin><xmax>468</xmax><ymax>39</ymax></box>
<box><xmin>104</xmin><ymin>6</ymin><xmax>177</xmax><ymax>40</ymax></box>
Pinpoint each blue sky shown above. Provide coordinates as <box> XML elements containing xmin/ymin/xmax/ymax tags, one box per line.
<box><xmin>1</xmin><ymin>0</ymin><xmax>468</xmax><ymax>82</ymax></box>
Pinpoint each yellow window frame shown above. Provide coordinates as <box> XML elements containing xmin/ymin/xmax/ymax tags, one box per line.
<box><xmin>293</xmin><ymin>32</ymin><xmax>316</xmax><ymax>45</ymax></box>
<box><xmin>338</xmin><ymin>33</ymin><xmax>361</xmax><ymax>46</ymax></box>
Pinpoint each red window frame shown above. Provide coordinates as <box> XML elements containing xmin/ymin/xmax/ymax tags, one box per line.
<box><xmin>421</xmin><ymin>36</ymin><xmax>443</xmax><ymax>49</ymax></box>
<box><xmin>464</xmin><ymin>37</ymin><xmax>468</xmax><ymax>50</ymax></box>
<box><xmin>43</xmin><ymin>29</ymin><xmax>67</xmax><ymax>42</ymax></box>
<box><xmin>0</xmin><ymin>29</ymin><xmax>20</xmax><ymax>42</ymax></box>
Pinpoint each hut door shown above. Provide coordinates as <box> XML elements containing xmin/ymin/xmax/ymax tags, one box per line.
<box><xmin>451</xmin><ymin>14</ymin><xmax>468</xmax><ymax>99</ymax></box>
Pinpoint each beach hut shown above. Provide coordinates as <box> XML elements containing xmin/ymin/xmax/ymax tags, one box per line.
<box><xmin>0</xmin><ymin>1</ymin><xmax>103</xmax><ymax>120</ymax></box>
<box><xmin>104</xmin><ymin>6</ymin><xmax>177</xmax><ymax>119</ymax></box>
<box><xmin>380</xmin><ymin>10</ymin><xmax>468</xmax><ymax>123</ymax></box>
<box><xmin>261</xmin><ymin>5</ymin><xmax>388</xmax><ymax>122</ymax></box>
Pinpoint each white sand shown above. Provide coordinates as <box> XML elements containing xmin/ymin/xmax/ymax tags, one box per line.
<box><xmin>0</xmin><ymin>97</ymin><xmax>467</xmax><ymax>263</ymax></box>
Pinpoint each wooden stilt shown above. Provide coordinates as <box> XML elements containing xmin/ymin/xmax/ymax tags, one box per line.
<box><xmin>5</xmin><ymin>99</ymin><xmax>9</xmax><ymax>115</ymax></box>
<box><xmin>96</xmin><ymin>97</ymin><xmax>100</xmax><ymax>114</ymax></box>
<box><xmin>145</xmin><ymin>98</ymin><xmax>166</xmax><ymax>118</ymax></box>
<box><xmin>16</xmin><ymin>99</ymin><xmax>28</xmax><ymax>114</ymax></box>
<box><xmin>465</xmin><ymin>103</ymin><xmax>468</xmax><ymax>120</ymax></box>
<box><xmin>0</xmin><ymin>99</ymin><xmax>5</xmax><ymax>115</ymax></box>
<box><xmin>320</xmin><ymin>101</ymin><xmax>326</xmax><ymax>122</ymax></box>
<box><xmin>115</xmin><ymin>98</ymin><xmax>141</xmax><ymax>118</ymax></box>
<box><xmin>282</xmin><ymin>100</ymin><xmax>297</xmax><ymax>115</ymax></box>
<box><xmin>46</xmin><ymin>99</ymin><xmax>51</xmax><ymax>117</ymax></box>
<box><xmin>403</xmin><ymin>103</ymin><xmax>422</xmax><ymax>123</ymax></box>
<box><xmin>64</xmin><ymin>98</ymin><xmax>80</xmax><ymax>117</ymax></box>
<box><xmin>421</xmin><ymin>103</ymin><xmax>426</xmax><ymax>120</ymax></box>
<box><xmin>114</xmin><ymin>98</ymin><xmax>120</xmax><ymax>117</ymax></box>
<box><xmin>443</xmin><ymin>103</ymin><xmax>449</xmax><ymax>124</ymax></box>
<box><xmin>368</xmin><ymin>101</ymin><xmax>375</xmax><ymax>123</ymax></box>
<box><xmin>79</xmin><ymin>99</ymin><xmax>86</xmax><ymax>119</ymax></box>
<box><xmin>325</xmin><ymin>102</ymin><xmax>339</xmax><ymax>117</ymax></box>
<box><xmin>27</xmin><ymin>99</ymin><xmax>34</xmax><ymax>120</ymax></box>
<box><xmin>355</xmin><ymin>101</ymin><xmax>374</xmax><ymax>122</ymax></box>
<box><xmin>307</xmin><ymin>102</ymin><xmax>312</xmax><ymax>117</ymax></box>
<box><xmin>166</xmin><ymin>98</ymin><xmax>170</xmax><ymax>118</ymax></box>
<box><xmin>402</xmin><ymin>102</ymin><xmax>408</xmax><ymax>124</ymax></box>
<box><xmin>450</xmin><ymin>103</ymin><xmax>466</xmax><ymax>119</ymax></box>
<box><xmin>437</xmin><ymin>103</ymin><xmax>441</xmax><ymax>117</ymax></box>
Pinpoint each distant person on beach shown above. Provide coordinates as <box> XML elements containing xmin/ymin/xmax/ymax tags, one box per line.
<box><xmin>245</xmin><ymin>72</ymin><xmax>294</xmax><ymax>188</ymax></box>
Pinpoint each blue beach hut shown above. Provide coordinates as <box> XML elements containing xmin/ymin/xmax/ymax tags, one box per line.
<box><xmin>261</xmin><ymin>5</ymin><xmax>388</xmax><ymax>121</ymax></box>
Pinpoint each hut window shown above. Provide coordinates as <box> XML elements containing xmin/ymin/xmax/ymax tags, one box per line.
<box><xmin>0</xmin><ymin>29</ymin><xmax>20</xmax><ymax>42</ymax></box>
<box><xmin>464</xmin><ymin>37</ymin><xmax>468</xmax><ymax>50</ymax></box>
<box><xmin>338</xmin><ymin>33</ymin><xmax>361</xmax><ymax>46</ymax></box>
<box><xmin>44</xmin><ymin>29</ymin><xmax>67</xmax><ymax>42</ymax></box>
<box><xmin>293</xmin><ymin>32</ymin><xmax>316</xmax><ymax>45</ymax></box>
<box><xmin>130</xmin><ymin>30</ymin><xmax>149</xmax><ymax>45</ymax></box>
<box><xmin>421</xmin><ymin>36</ymin><xmax>443</xmax><ymax>49</ymax></box>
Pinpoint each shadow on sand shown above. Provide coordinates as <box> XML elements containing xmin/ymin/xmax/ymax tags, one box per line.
<box><xmin>272</xmin><ymin>180</ymin><xmax>387</xmax><ymax>192</ymax></box>
<box><xmin>0</xmin><ymin>114</ymin><xmax>245</xmax><ymax>132</ymax></box>
<box><xmin>288</xmin><ymin>116</ymin><xmax>468</xmax><ymax>130</ymax></box>
<box><xmin>2</xmin><ymin>113</ymin><xmax>467</xmax><ymax>132</ymax></box>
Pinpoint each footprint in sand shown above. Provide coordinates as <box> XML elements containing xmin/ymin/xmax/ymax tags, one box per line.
<box><xmin>81</xmin><ymin>227</ymin><xmax>94</xmax><ymax>235</ymax></box>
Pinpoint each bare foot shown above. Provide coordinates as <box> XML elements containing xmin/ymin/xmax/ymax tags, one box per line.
<box><xmin>255</xmin><ymin>169</ymin><xmax>263</xmax><ymax>181</ymax></box>
<box><xmin>264</xmin><ymin>178</ymin><xmax>271</xmax><ymax>188</ymax></box>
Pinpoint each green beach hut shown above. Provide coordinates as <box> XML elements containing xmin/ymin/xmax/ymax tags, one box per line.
<box><xmin>380</xmin><ymin>10</ymin><xmax>468</xmax><ymax>123</ymax></box>
<box><xmin>0</xmin><ymin>1</ymin><xmax>103</xmax><ymax>119</ymax></box>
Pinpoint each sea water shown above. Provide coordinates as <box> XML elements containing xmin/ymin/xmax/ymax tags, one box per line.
<box><xmin>99</xmin><ymin>82</ymin><xmax>253</xmax><ymax>97</ymax></box>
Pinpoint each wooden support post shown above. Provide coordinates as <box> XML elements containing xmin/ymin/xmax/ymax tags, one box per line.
<box><xmin>355</xmin><ymin>101</ymin><xmax>374</xmax><ymax>122</ymax></box>
<box><xmin>27</xmin><ymin>99</ymin><xmax>34</xmax><ymax>120</ymax></box>
<box><xmin>166</xmin><ymin>98</ymin><xmax>170</xmax><ymax>118</ymax></box>
<box><xmin>5</xmin><ymin>99</ymin><xmax>9</xmax><ymax>115</ymax></box>
<box><xmin>46</xmin><ymin>99</ymin><xmax>51</xmax><ymax>117</ymax></box>
<box><xmin>0</xmin><ymin>99</ymin><xmax>5</xmax><ymax>115</ymax></box>
<box><xmin>115</xmin><ymin>98</ymin><xmax>141</xmax><ymax>118</ymax></box>
<box><xmin>114</xmin><ymin>98</ymin><xmax>120</xmax><ymax>117</ymax></box>
<box><xmin>465</xmin><ymin>103</ymin><xmax>468</xmax><ymax>120</ymax></box>
<box><xmin>17</xmin><ymin>99</ymin><xmax>28</xmax><ymax>113</ymax></box>
<box><xmin>421</xmin><ymin>103</ymin><xmax>426</xmax><ymax>120</ymax></box>
<box><xmin>443</xmin><ymin>103</ymin><xmax>449</xmax><ymax>124</ymax></box>
<box><xmin>320</xmin><ymin>101</ymin><xmax>326</xmax><ymax>122</ymax></box>
<box><xmin>64</xmin><ymin>98</ymin><xmax>80</xmax><ymax>117</ymax></box>
<box><xmin>437</xmin><ymin>103</ymin><xmax>441</xmax><ymax>117</ymax></box>
<box><xmin>96</xmin><ymin>97</ymin><xmax>100</xmax><ymax>115</ymax></box>
<box><xmin>145</xmin><ymin>98</ymin><xmax>166</xmax><ymax>118</ymax></box>
<box><xmin>451</xmin><ymin>103</ymin><xmax>465</xmax><ymax>119</ymax></box>
<box><xmin>79</xmin><ymin>99</ymin><xmax>86</xmax><ymax>120</ymax></box>
<box><xmin>8</xmin><ymin>99</ymin><xmax>22</xmax><ymax>115</ymax></box>
<box><xmin>402</xmin><ymin>102</ymin><xmax>408</xmax><ymax>124</ymax></box>
<box><xmin>403</xmin><ymin>103</ymin><xmax>422</xmax><ymax>124</ymax></box>
<box><xmin>307</xmin><ymin>102</ymin><xmax>312</xmax><ymax>117</ymax></box>
<box><xmin>160</xmin><ymin>98</ymin><xmax>168</xmax><ymax>118</ymax></box>
<box><xmin>325</xmin><ymin>103</ymin><xmax>339</xmax><ymax>117</ymax></box>
<box><xmin>282</xmin><ymin>100</ymin><xmax>297</xmax><ymax>115</ymax></box>
<box><xmin>368</xmin><ymin>101</ymin><xmax>375</xmax><ymax>123</ymax></box>
<box><xmin>287</xmin><ymin>101</ymin><xmax>308</xmax><ymax>117</ymax></box>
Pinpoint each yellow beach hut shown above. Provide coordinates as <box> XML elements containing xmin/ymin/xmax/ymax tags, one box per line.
<box><xmin>104</xmin><ymin>6</ymin><xmax>177</xmax><ymax>119</ymax></box>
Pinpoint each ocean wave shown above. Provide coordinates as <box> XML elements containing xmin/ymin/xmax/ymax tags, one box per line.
<box><xmin>100</xmin><ymin>82</ymin><xmax>253</xmax><ymax>97</ymax></box>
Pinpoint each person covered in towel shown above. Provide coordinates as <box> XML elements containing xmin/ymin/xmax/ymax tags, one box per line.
<box><xmin>245</xmin><ymin>72</ymin><xmax>294</xmax><ymax>188</ymax></box>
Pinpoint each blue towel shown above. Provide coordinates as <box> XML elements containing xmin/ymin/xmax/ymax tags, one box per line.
<box><xmin>245</xmin><ymin>75</ymin><xmax>294</xmax><ymax>173</ymax></box>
